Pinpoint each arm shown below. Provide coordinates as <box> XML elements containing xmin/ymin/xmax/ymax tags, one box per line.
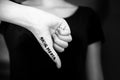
<box><xmin>0</xmin><ymin>0</ymin><xmax>61</xmax><ymax>68</ymax></box>
<box><xmin>0</xmin><ymin>0</ymin><xmax>30</xmax><ymax>26</ymax></box>
<box><xmin>0</xmin><ymin>0</ymin><xmax>52</xmax><ymax>29</ymax></box>
<box><xmin>0</xmin><ymin>0</ymin><xmax>72</xmax><ymax>68</ymax></box>
<box><xmin>86</xmin><ymin>42</ymin><xmax>104</xmax><ymax>80</ymax></box>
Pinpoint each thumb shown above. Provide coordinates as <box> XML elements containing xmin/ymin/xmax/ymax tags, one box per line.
<box><xmin>35</xmin><ymin>28</ymin><xmax>61</xmax><ymax>69</ymax></box>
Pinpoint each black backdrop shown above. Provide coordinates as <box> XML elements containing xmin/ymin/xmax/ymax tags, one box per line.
<box><xmin>68</xmin><ymin>0</ymin><xmax>120</xmax><ymax>80</ymax></box>
<box><xmin>76</xmin><ymin>0</ymin><xmax>120</xmax><ymax>80</ymax></box>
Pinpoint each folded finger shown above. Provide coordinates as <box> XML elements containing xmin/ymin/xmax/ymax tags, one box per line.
<box><xmin>52</xmin><ymin>34</ymin><xmax>68</xmax><ymax>48</ymax></box>
<box><xmin>53</xmin><ymin>43</ymin><xmax>65</xmax><ymax>53</ymax></box>
<box><xmin>57</xmin><ymin>28</ymin><xmax>71</xmax><ymax>36</ymax></box>
<box><xmin>56</xmin><ymin>33</ymin><xmax>72</xmax><ymax>42</ymax></box>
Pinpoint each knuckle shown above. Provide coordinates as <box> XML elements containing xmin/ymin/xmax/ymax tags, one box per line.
<box><xmin>60</xmin><ymin>48</ymin><xmax>65</xmax><ymax>52</ymax></box>
<box><xmin>54</xmin><ymin>43</ymin><xmax>64</xmax><ymax>53</ymax></box>
<box><xmin>64</xmin><ymin>42</ymin><xmax>68</xmax><ymax>48</ymax></box>
<box><xmin>68</xmin><ymin>35</ymin><xmax>72</xmax><ymax>42</ymax></box>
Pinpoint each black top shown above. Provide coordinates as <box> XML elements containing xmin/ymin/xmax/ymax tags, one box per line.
<box><xmin>0</xmin><ymin>6</ymin><xmax>104</xmax><ymax>80</ymax></box>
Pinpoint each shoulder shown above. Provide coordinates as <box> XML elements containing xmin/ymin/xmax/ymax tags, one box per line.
<box><xmin>77</xmin><ymin>6</ymin><xmax>100</xmax><ymax>24</ymax></box>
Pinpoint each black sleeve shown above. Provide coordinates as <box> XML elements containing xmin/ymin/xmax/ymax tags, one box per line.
<box><xmin>0</xmin><ymin>22</ymin><xmax>5</xmax><ymax>34</ymax></box>
<box><xmin>10</xmin><ymin>0</ymin><xmax>24</xmax><ymax>4</ymax></box>
<box><xmin>87</xmin><ymin>8</ymin><xmax>105</xmax><ymax>45</ymax></box>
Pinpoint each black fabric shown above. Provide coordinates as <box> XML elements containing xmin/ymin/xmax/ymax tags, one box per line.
<box><xmin>9</xmin><ymin>0</ymin><xmax>25</xmax><ymax>4</ymax></box>
<box><xmin>86</xmin><ymin>9</ymin><xmax>104</xmax><ymax>44</ymax></box>
<box><xmin>0</xmin><ymin>6</ymin><xmax>104</xmax><ymax>80</ymax></box>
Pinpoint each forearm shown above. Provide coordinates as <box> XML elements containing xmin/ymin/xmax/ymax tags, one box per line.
<box><xmin>86</xmin><ymin>54</ymin><xmax>103</xmax><ymax>80</ymax></box>
<box><xmin>0</xmin><ymin>0</ymin><xmax>28</xmax><ymax>25</ymax></box>
<box><xmin>0</xmin><ymin>0</ymin><xmax>47</xmax><ymax>29</ymax></box>
<box><xmin>86</xmin><ymin>43</ymin><xmax>104</xmax><ymax>80</ymax></box>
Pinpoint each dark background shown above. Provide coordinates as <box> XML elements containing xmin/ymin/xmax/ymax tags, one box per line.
<box><xmin>69</xmin><ymin>0</ymin><xmax>120</xmax><ymax>80</ymax></box>
<box><xmin>0</xmin><ymin>0</ymin><xmax>120</xmax><ymax>80</ymax></box>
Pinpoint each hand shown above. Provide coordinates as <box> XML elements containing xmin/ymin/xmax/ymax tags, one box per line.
<box><xmin>27</xmin><ymin>9</ymin><xmax>72</xmax><ymax>68</ymax></box>
<box><xmin>0</xmin><ymin>0</ymin><xmax>72</xmax><ymax>68</ymax></box>
<box><xmin>53</xmin><ymin>26</ymin><xmax>72</xmax><ymax>53</ymax></box>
